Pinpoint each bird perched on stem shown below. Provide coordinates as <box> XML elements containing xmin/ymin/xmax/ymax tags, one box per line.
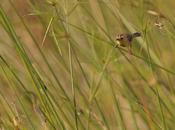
<box><xmin>115</xmin><ymin>32</ymin><xmax>141</xmax><ymax>54</ymax></box>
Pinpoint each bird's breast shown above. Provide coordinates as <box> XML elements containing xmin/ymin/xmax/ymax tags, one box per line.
<box><xmin>119</xmin><ymin>40</ymin><xmax>129</xmax><ymax>47</ymax></box>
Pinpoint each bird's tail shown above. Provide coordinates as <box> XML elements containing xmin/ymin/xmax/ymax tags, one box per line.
<box><xmin>132</xmin><ymin>32</ymin><xmax>141</xmax><ymax>38</ymax></box>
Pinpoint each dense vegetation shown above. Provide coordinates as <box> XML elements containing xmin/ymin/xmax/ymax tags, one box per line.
<box><xmin>1</xmin><ymin>0</ymin><xmax>175</xmax><ymax>130</ymax></box>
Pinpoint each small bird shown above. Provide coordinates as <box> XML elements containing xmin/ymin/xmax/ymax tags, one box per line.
<box><xmin>116</xmin><ymin>32</ymin><xmax>141</xmax><ymax>54</ymax></box>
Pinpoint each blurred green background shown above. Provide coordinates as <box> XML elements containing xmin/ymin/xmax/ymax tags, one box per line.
<box><xmin>1</xmin><ymin>0</ymin><xmax>175</xmax><ymax>130</ymax></box>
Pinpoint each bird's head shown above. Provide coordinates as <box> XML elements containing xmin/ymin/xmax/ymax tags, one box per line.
<box><xmin>116</xmin><ymin>34</ymin><xmax>125</xmax><ymax>41</ymax></box>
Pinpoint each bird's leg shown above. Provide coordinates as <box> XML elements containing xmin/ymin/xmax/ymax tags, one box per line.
<box><xmin>128</xmin><ymin>44</ymin><xmax>132</xmax><ymax>55</ymax></box>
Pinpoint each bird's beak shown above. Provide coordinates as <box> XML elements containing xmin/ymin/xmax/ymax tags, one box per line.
<box><xmin>116</xmin><ymin>36</ymin><xmax>120</xmax><ymax>40</ymax></box>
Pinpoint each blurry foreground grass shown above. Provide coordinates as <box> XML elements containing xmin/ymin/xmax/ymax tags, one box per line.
<box><xmin>1</xmin><ymin>0</ymin><xmax>175</xmax><ymax>130</ymax></box>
